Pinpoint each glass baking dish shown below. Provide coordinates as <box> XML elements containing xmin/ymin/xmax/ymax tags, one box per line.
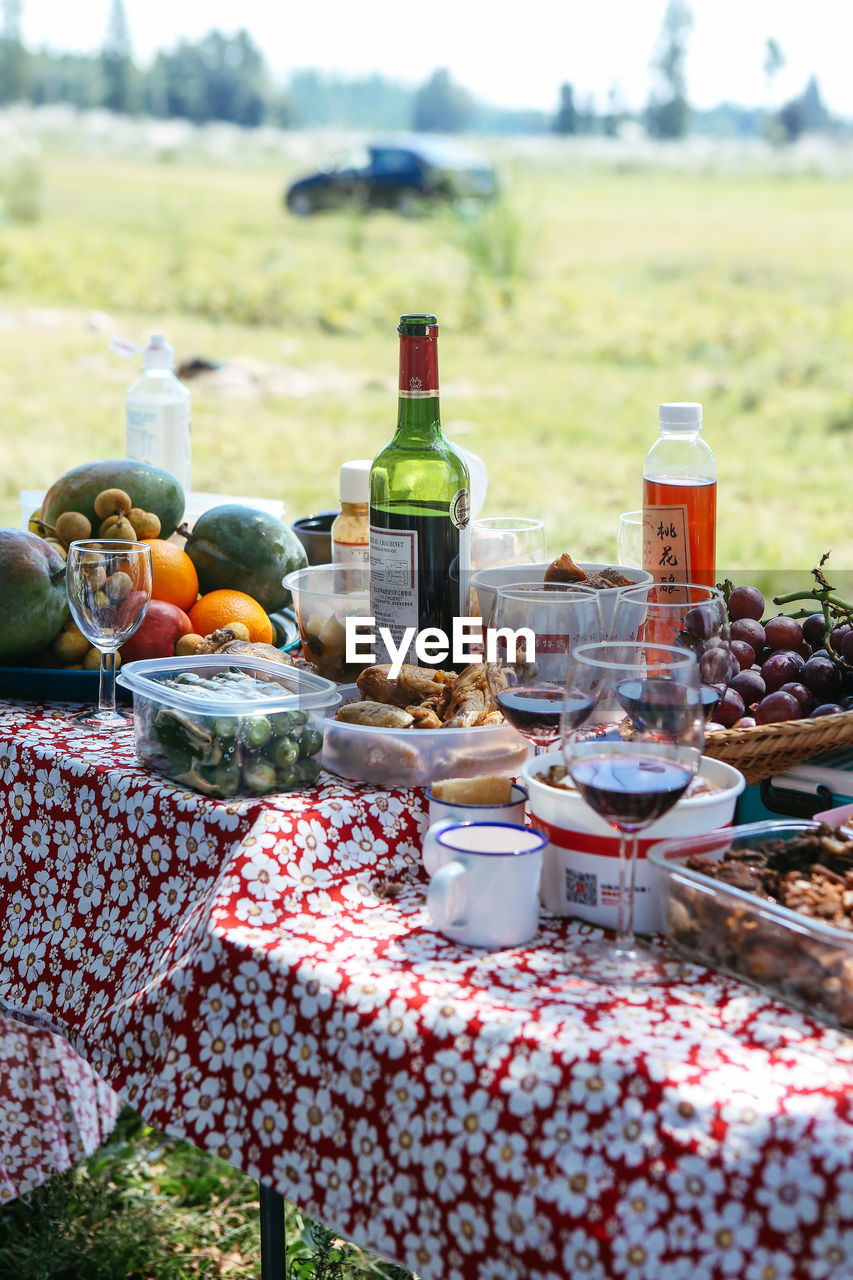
<box><xmin>648</xmin><ymin>820</ymin><xmax>853</xmax><ymax>1032</ymax></box>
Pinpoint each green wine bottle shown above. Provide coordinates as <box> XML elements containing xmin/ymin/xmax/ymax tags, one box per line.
<box><xmin>369</xmin><ymin>314</ymin><xmax>471</xmax><ymax>667</ymax></box>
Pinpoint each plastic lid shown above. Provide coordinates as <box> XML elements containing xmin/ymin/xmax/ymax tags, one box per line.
<box><xmin>659</xmin><ymin>401</ymin><xmax>702</xmax><ymax>430</ymax></box>
<box><xmin>141</xmin><ymin>332</ymin><xmax>175</xmax><ymax>371</ymax></box>
<box><xmin>339</xmin><ymin>459</ymin><xmax>372</xmax><ymax>503</ymax></box>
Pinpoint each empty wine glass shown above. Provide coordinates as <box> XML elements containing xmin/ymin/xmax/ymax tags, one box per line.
<box><xmin>485</xmin><ymin>583</ymin><xmax>605</xmax><ymax>754</ymax></box>
<box><xmin>611</xmin><ymin>582</ymin><xmax>734</xmax><ymax>722</ymax></box>
<box><xmin>561</xmin><ymin>640</ymin><xmax>704</xmax><ymax>985</ymax></box>
<box><xmin>616</xmin><ymin>510</ymin><xmax>644</xmax><ymax>569</ymax></box>
<box><xmin>66</xmin><ymin>539</ymin><xmax>153</xmax><ymax>729</ymax></box>
<box><xmin>469</xmin><ymin>517</ymin><xmax>547</xmax><ymax>615</ymax></box>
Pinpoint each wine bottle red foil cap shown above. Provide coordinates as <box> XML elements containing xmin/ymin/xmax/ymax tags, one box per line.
<box><xmin>398</xmin><ymin>314</ymin><xmax>439</xmax><ymax>397</ymax></box>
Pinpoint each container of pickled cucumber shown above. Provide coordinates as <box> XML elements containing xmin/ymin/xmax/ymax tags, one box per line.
<box><xmin>117</xmin><ymin>654</ymin><xmax>340</xmax><ymax>798</ymax></box>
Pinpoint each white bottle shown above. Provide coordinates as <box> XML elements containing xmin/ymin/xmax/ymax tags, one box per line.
<box><xmin>125</xmin><ymin>333</ymin><xmax>192</xmax><ymax>493</ymax></box>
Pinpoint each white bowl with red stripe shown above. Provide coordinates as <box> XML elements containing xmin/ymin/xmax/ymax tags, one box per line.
<box><xmin>522</xmin><ymin>751</ymin><xmax>745</xmax><ymax>934</ymax></box>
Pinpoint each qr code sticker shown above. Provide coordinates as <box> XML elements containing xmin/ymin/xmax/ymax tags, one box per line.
<box><xmin>564</xmin><ymin>868</ymin><xmax>597</xmax><ymax>907</ymax></box>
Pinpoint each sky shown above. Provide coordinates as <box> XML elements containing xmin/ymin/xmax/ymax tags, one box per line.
<box><xmin>18</xmin><ymin>0</ymin><xmax>853</xmax><ymax>118</ymax></box>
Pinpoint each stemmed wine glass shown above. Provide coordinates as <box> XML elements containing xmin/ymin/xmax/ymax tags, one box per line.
<box><xmin>616</xmin><ymin>510</ymin><xmax>644</xmax><ymax>570</ymax></box>
<box><xmin>560</xmin><ymin>640</ymin><xmax>704</xmax><ymax>985</ymax></box>
<box><xmin>66</xmin><ymin>539</ymin><xmax>153</xmax><ymax>729</ymax></box>
<box><xmin>611</xmin><ymin>582</ymin><xmax>733</xmax><ymax>722</ymax></box>
<box><xmin>469</xmin><ymin>517</ymin><xmax>547</xmax><ymax>616</ymax></box>
<box><xmin>485</xmin><ymin>583</ymin><xmax>605</xmax><ymax>755</ymax></box>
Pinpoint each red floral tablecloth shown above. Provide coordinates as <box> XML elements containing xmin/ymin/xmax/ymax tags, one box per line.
<box><xmin>0</xmin><ymin>1007</ymin><xmax>120</xmax><ymax>1202</ymax></box>
<box><xmin>3</xmin><ymin>699</ymin><xmax>853</xmax><ymax>1280</ymax></box>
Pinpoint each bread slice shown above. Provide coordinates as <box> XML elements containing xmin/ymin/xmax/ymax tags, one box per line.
<box><xmin>430</xmin><ymin>775</ymin><xmax>513</xmax><ymax>805</ymax></box>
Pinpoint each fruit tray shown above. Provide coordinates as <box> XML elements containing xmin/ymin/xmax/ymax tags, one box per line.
<box><xmin>0</xmin><ymin>667</ymin><xmax>123</xmax><ymax>704</ymax></box>
<box><xmin>704</xmin><ymin>711</ymin><xmax>853</xmax><ymax>786</ymax></box>
<box><xmin>0</xmin><ymin>612</ymin><xmax>301</xmax><ymax>707</ymax></box>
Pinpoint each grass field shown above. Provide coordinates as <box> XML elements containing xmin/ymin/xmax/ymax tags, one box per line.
<box><xmin>3</xmin><ymin>120</ymin><xmax>853</xmax><ymax>576</ymax></box>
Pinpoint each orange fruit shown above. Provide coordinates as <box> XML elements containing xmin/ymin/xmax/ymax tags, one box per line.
<box><xmin>188</xmin><ymin>590</ymin><xmax>274</xmax><ymax>645</ymax></box>
<box><xmin>145</xmin><ymin>538</ymin><xmax>200</xmax><ymax>612</ymax></box>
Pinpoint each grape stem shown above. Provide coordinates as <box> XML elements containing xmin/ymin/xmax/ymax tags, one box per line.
<box><xmin>772</xmin><ymin>552</ymin><xmax>853</xmax><ymax>623</ymax></box>
<box><xmin>773</xmin><ymin>589</ymin><xmax>853</xmax><ymax>614</ymax></box>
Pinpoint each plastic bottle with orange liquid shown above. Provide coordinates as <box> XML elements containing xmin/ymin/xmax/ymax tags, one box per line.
<box><xmin>642</xmin><ymin>402</ymin><xmax>716</xmax><ymax>588</ymax></box>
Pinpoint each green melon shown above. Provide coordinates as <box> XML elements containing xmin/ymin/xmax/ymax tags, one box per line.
<box><xmin>41</xmin><ymin>459</ymin><xmax>185</xmax><ymax>539</ymax></box>
<box><xmin>183</xmin><ymin>505</ymin><xmax>308</xmax><ymax>613</ymax></box>
<box><xmin>0</xmin><ymin>529</ymin><xmax>70</xmax><ymax>662</ymax></box>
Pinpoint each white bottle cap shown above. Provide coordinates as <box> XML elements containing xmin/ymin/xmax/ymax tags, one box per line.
<box><xmin>659</xmin><ymin>401</ymin><xmax>702</xmax><ymax>429</ymax></box>
<box><xmin>142</xmin><ymin>333</ymin><xmax>175</xmax><ymax>371</ymax></box>
<box><xmin>339</xmin><ymin>459</ymin><xmax>372</xmax><ymax>503</ymax></box>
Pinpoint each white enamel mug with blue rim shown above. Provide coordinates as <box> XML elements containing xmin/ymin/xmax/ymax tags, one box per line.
<box><xmin>422</xmin><ymin>783</ymin><xmax>528</xmax><ymax>876</ymax></box>
<box><xmin>426</xmin><ymin>822</ymin><xmax>546</xmax><ymax>949</ymax></box>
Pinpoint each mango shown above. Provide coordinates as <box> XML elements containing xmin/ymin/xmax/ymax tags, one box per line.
<box><xmin>0</xmin><ymin>529</ymin><xmax>70</xmax><ymax>662</ymax></box>
<box><xmin>182</xmin><ymin>505</ymin><xmax>307</xmax><ymax>613</ymax></box>
<box><xmin>41</xmin><ymin>460</ymin><xmax>185</xmax><ymax>540</ymax></box>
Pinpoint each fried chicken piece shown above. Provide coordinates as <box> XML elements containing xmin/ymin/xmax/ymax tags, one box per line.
<box><xmin>442</xmin><ymin>663</ymin><xmax>507</xmax><ymax>728</ymax></box>
<box><xmin>336</xmin><ymin>701</ymin><xmax>415</xmax><ymax>728</ymax></box>
<box><xmin>544</xmin><ymin>553</ymin><xmax>589</xmax><ymax>585</ymax></box>
<box><xmin>407</xmin><ymin>704</ymin><xmax>444</xmax><ymax>729</ymax></box>
<box><xmin>357</xmin><ymin>663</ymin><xmax>454</xmax><ymax>708</ymax></box>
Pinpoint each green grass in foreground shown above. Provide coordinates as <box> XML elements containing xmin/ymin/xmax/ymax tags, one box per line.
<box><xmin>2</xmin><ymin>138</ymin><xmax>853</xmax><ymax>570</ymax></box>
<box><xmin>0</xmin><ymin>1108</ymin><xmax>414</xmax><ymax>1280</ymax></box>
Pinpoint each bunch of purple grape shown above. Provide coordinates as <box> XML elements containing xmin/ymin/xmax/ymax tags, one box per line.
<box><xmin>711</xmin><ymin>584</ymin><xmax>853</xmax><ymax>730</ymax></box>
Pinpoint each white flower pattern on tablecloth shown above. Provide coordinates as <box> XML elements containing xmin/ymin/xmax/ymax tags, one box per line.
<box><xmin>3</xmin><ymin>700</ymin><xmax>853</xmax><ymax>1279</ymax></box>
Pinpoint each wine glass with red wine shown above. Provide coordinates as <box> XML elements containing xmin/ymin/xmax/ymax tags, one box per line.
<box><xmin>486</xmin><ymin>583</ymin><xmax>605</xmax><ymax>754</ymax></box>
<box><xmin>611</xmin><ymin>582</ymin><xmax>733</xmax><ymax>724</ymax></box>
<box><xmin>560</xmin><ymin>640</ymin><xmax>704</xmax><ymax>985</ymax></box>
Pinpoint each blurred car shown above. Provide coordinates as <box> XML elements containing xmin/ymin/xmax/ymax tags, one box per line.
<box><xmin>284</xmin><ymin>136</ymin><xmax>497</xmax><ymax>215</ymax></box>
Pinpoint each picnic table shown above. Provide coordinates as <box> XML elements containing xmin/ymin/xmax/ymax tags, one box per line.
<box><xmin>3</xmin><ymin>695</ymin><xmax>853</xmax><ymax>1280</ymax></box>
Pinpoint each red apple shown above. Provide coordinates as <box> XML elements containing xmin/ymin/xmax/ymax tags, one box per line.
<box><xmin>120</xmin><ymin>600</ymin><xmax>193</xmax><ymax>663</ymax></box>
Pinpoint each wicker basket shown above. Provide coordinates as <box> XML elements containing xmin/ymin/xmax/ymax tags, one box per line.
<box><xmin>703</xmin><ymin>711</ymin><xmax>853</xmax><ymax>787</ymax></box>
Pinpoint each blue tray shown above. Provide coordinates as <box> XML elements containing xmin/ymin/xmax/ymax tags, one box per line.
<box><xmin>0</xmin><ymin>609</ymin><xmax>300</xmax><ymax>704</ymax></box>
<box><xmin>0</xmin><ymin>666</ymin><xmax>124</xmax><ymax>704</ymax></box>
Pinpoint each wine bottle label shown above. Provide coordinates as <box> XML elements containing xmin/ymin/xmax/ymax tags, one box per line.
<box><xmin>642</xmin><ymin>504</ymin><xmax>690</xmax><ymax>584</ymax></box>
<box><xmin>450</xmin><ymin>488</ymin><xmax>470</xmax><ymax>530</ymax></box>
<box><xmin>332</xmin><ymin>541</ymin><xmax>370</xmax><ymax>567</ymax></box>
<box><xmin>399</xmin><ymin>379</ymin><xmax>438</xmax><ymax>400</ymax></box>
<box><xmin>369</xmin><ymin>526</ymin><xmax>420</xmax><ymax>661</ymax></box>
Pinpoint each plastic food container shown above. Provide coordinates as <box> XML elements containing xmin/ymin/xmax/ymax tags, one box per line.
<box><xmin>283</xmin><ymin>563</ymin><xmax>371</xmax><ymax>683</ymax></box>
<box><xmin>322</xmin><ymin>685</ymin><xmax>530</xmax><ymax>789</ymax></box>
<box><xmin>523</xmin><ymin>750</ymin><xmax>745</xmax><ymax>933</ymax></box>
<box><xmin>470</xmin><ymin>561</ymin><xmax>653</xmax><ymax>633</ymax></box>
<box><xmin>117</xmin><ymin>654</ymin><xmax>340</xmax><ymax>798</ymax></box>
<box><xmin>648</xmin><ymin>820</ymin><xmax>853</xmax><ymax>1031</ymax></box>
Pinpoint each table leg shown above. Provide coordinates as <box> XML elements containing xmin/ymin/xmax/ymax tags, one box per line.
<box><xmin>259</xmin><ymin>1181</ymin><xmax>286</xmax><ymax>1279</ymax></box>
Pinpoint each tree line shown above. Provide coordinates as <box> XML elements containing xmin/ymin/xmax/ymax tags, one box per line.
<box><xmin>0</xmin><ymin>0</ymin><xmax>840</xmax><ymax>141</ymax></box>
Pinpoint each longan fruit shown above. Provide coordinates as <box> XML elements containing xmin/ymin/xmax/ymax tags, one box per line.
<box><xmin>105</xmin><ymin>570</ymin><xmax>133</xmax><ymax>601</ymax></box>
<box><xmin>52</xmin><ymin>621</ymin><xmax>91</xmax><ymax>664</ymax></box>
<box><xmin>99</xmin><ymin>515</ymin><xmax>138</xmax><ymax>541</ymax></box>
<box><xmin>175</xmin><ymin>633</ymin><xmax>208</xmax><ymax>656</ymax></box>
<box><xmin>221</xmin><ymin>621</ymin><xmax>251</xmax><ymax>642</ymax></box>
<box><xmin>83</xmin><ymin>648</ymin><xmax>121</xmax><ymax>671</ymax></box>
<box><xmin>93</xmin><ymin>488</ymin><xmax>133</xmax><ymax>519</ymax></box>
<box><xmin>54</xmin><ymin>511</ymin><xmax>92</xmax><ymax>546</ymax></box>
<box><xmin>127</xmin><ymin>508</ymin><xmax>161</xmax><ymax>539</ymax></box>
<box><xmin>44</xmin><ymin>538</ymin><xmax>67</xmax><ymax>560</ymax></box>
<box><xmin>82</xmin><ymin>563</ymin><xmax>107</xmax><ymax>589</ymax></box>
